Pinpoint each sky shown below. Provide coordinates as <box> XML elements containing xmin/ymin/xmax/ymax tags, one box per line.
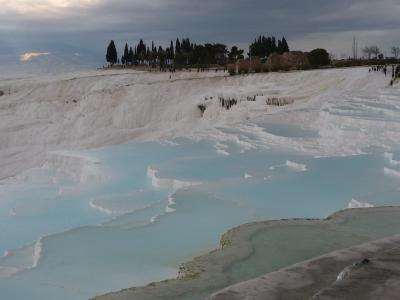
<box><xmin>1</xmin><ymin>0</ymin><xmax>400</xmax><ymax>70</ymax></box>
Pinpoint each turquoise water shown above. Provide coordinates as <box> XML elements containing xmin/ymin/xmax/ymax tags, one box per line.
<box><xmin>1</xmin><ymin>131</ymin><xmax>400</xmax><ymax>299</ymax></box>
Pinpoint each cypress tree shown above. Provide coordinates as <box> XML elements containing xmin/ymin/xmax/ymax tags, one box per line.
<box><xmin>123</xmin><ymin>43</ymin><xmax>129</xmax><ymax>65</ymax></box>
<box><xmin>170</xmin><ymin>40</ymin><xmax>175</xmax><ymax>59</ymax></box>
<box><xmin>175</xmin><ymin>38</ymin><xmax>181</xmax><ymax>54</ymax></box>
<box><xmin>277</xmin><ymin>40</ymin><xmax>283</xmax><ymax>54</ymax></box>
<box><xmin>106</xmin><ymin>40</ymin><xmax>118</xmax><ymax>65</ymax></box>
<box><xmin>128</xmin><ymin>47</ymin><xmax>134</xmax><ymax>64</ymax></box>
<box><xmin>248</xmin><ymin>35</ymin><xmax>291</xmax><ymax>57</ymax></box>
<box><xmin>144</xmin><ymin>46</ymin><xmax>149</xmax><ymax>63</ymax></box>
<box><xmin>150</xmin><ymin>42</ymin><xmax>156</xmax><ymax>65</ymax></box>
<box><xmin>107</xmin><ymin>35</ymin><xmax>287</xmax><ymax>68</ymax></box>
<box><xmin>134</xmin><ymin>46</ymin><xmax>138</xmax><ymax>62</ymax></box>
<box><xmin>158</xmin><ymin>46</ymin><xmax>165</xmax><ymax>67</ymax></box>
<box><xmin>271</xmin><ymin>36</ymin><xmax>277</xmax><ymax>53</ymax></box>
<box><xmin>281</xmin><ymin>37</ymin><xmax>290</xmax><ymax>53</ymax></box>
<box><xmin>266</xmin><ymin>37</ymin><xmax>272</xmax><ymax>56</ymax></box>
<box><xmin>137</xmin><ymin>39</ymin><xmax>146</xmax><ymax>63</ymax></box>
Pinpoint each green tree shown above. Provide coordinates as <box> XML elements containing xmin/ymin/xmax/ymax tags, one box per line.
<box><xmin>123</xmin><ymin>43</ymin><xmax>129</xmax><ymax>65</ymax></box>
<box><xmin>228</xmin><ymin>46</ymin><xmax>244</xmax><ymax>63</ymax></box>
<box><xmin>137</xmin><ymin>39</ymin><xmax>146</xmax><ymax>63</ymax></box>
<box><xmin>158</xmin><ymin>46</ymin><xmax>166</xmax><ymax>67</ymax></box>
<box><xmin>249</xmin><ymin>35</ymin><xmax>289</xmax><ymax>57</ymax></box>
<box><xmin>175</xmin><ymin>38</ymin><xmax>181</xmax><ymax>54</ymax></box>
<box><xmin>106</xmin><ymin>40</ymin><xmax>118</xmax><ymax>65</ymax></box>
<box><xmin>271</xmin><ymin>36</ymin><xmax>277</xmax><ymax>53</ymax></box>
<box><xmin>170</xmin><ymin>40</ymin><xmax>175</xmax><ymax>59</ymax></box>
<box><xmin>277</xmin><ymin>40</ymin><xmax>283</xmax><ymax>54</ymax></box>
<box><xmin>307</xmin><ymin>48</ymin><xmax>330</xmax><ymax>67</ymax></box>
<box><xmin>281</xmin><ymin>37</ymin><xmax>290</xmax><ymax>53</ymax></box>
<box><xmin>128</xmin><ymin>47</ymin><xmax>134</xmax><ymax>64</ymax></box>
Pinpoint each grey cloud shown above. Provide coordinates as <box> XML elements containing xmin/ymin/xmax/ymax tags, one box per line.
<box><xmin>1</xmin><ymin>0</ymin><xmax>400</xmax><ymax>65</ymax></box>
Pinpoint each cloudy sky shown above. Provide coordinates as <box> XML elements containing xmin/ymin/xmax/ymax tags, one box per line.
<box><xmin>1</xmin><ymin>0</ymin><xmax>400</xmax><ymax>69</ymax></box>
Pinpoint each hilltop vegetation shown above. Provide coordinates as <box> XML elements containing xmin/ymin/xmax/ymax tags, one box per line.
<box><xmin>105</xmin><ymin>35</ymin><xmax>290</xmax><ymax>70</ymax></box>
<box><xmin>105</xmin><ymin>35</ymin><xmax>398</xmax><ymax>74</ymax></box>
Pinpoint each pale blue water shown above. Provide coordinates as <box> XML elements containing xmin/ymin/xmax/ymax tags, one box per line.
<box><xmin>1</xmin><ymin>130</ymin><xmax>400</xmax><ymax>299</ymax></box>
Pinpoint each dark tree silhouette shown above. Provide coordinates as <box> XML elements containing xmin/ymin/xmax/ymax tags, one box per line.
<box><xmin>228</xmin><ymin>46</ymin><xmax>244</xmax><ymax>63</ymax></box>
<box><xmin>137</xmin><ymin>39</ymin><xmax>146</xmax><ymax>62</ymax></box>
<box><xmin>106</xmin><ymin>35</ymin><xmax>290</xmax><ymax>69</ymax></box>
<box><xmin>281</xmin><ymin>37</ymin><xmax>290</xmax><ymax>53</ymax></box>
<box><xmin>128</xmin><ymin>47</ymin><xmax>134</xmax><ymax>64</ymax></box>
<box><xmin>122</xmin><ymin>43</ymin><xmax>129</xmax><ymax>65</ymax></box>
<box><xmin>175</xmin><ymin>38</ymin><xmax>181</xmax><ymax>54</ymax></box>
<box><xmin>106</xmin><ymin>40</ymin><xmax>118</xmax><ymax>65</ymax></box>
<box><xmin>170</xmin><ymin>40</ymin><xmax>175</xmax><ymax>60</ymax></box>
<box><xmin>249</xmin><ymin>35</ymin><xmax>290</xmax><ymax>57</ymax></box>
<box><xmin>308</xmin><ymin>48</ymin><xmax>331</xmax><ymax>66</ymax></box>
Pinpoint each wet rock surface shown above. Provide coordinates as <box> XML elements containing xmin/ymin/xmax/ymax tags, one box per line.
<box><xmin>209</xmin><ymin>235</ymin><xmax>400</xmax><ymax>300</ymax></box>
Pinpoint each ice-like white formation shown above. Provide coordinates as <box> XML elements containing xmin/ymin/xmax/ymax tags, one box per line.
<box><xmin>32</xmin><ymin>238</ymin><xmax>43</xmax><ymax>269</ymax></box>
<box><xmin>147</xmin><ymin>167</ymin><xmax>199</xmax><ymax>217</ymax></box>
<box><xmin>45</xmin><ymin>151</ymin><xmax>109</xmax><ymax>185</ymax></box>
<box><xmin>89</xmin><ymin>191</ymin><xmax>163</xmax><ymax>217</ymax></box>
<box><xmin>269</xmin><ymin>165</ymin><xmax>281</xmax><ymax>171</ymax></box>
<box><xmin>384</xmin><ymin>167</ymin><xmax>400</xmax><ymax>178</ymax></box>
<box><xmin>348</xmin><ymin>198</ymin><xmax>374</xmax><ymax>209</ymax></box>
<box><xmin>147</xmin><ymin>167</ymin><xmax>201</xmax><ymax>190</ymax></box>
<box><xmin>0</xmin><ymin>238</ymin><xmax>43</xmax><ymax>278</ymax></box>
<box><xmin>384</xmin><ymin>152</ymin><xmax>400</xmax><ymax>166</ymax></box>
<box><xmin>150</xmin><ymin>215</ymin><xmax>158</xmax><ymax>223</ymax></box>
<box><xmin>2</xmin><ymin>67</ymin><xmax>398</xmax><ymax>182</ymax></box>
<box><xmin>336</xmin><ymin>266</ymin><xmax>352</xmax><ymax>282</ymax></box>
<box><xmin>151</xmin><ymin>195</ymin><xmax>178</xmax><ymax>222</ymax></box>
<box><xmin>216</xmin><ymin>149</ymin><xmax>230</xmax><ymax>156</ymax></box>
<box><xmin>285</xmin><ymin>160</ymin><xmax>308</xmax><ymax>172</ymax></box>
<box><xmin>0</xmin><ymin>237</ymin><xmax>44</xmax><ymax>278</ymax></box>
<box><xmin>165</xmin><ymin>194</ymin><xmax>177</xmax><ymax>213</ymax></box>
<box><xmin>1</xmin><ymin>67</ymin><xmax>400</xmax><ymax>299</ymax></box>
<box><xmin>270</xmin><ymin>160</ymin><xmax>308</xmax><ymax>172</ymax></box>
<box><xmin>215</xmin><ymin>142</ymin><xmax>230</xmax><ymax>156</ymax></box>
<box><xmin>89</xmin><ymin>200</ymin><xmax>114</xmax><ymax>215</ymax></box>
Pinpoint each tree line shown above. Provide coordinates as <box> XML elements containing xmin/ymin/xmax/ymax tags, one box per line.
<box><xmin>249</xmin><ymin>35</ymin><xmax>289</xmax><ymax>58</ymax></box>
<box><xmin>106</xmin><ymin>36</ymin><xmax>290</xmax><ymax>67</ymax></box>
